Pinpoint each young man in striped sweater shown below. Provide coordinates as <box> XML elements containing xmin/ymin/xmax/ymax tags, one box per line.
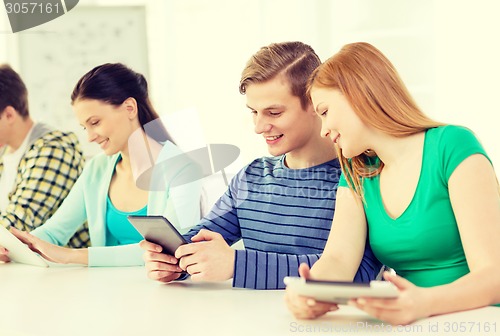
<box><xmin>140</xmin><ymin>42</ymin><xmax>382</xmax><ymax>289</ymax></box>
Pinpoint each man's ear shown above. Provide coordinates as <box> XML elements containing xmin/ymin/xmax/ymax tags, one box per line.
<box><xmin>123</xmin><ymin>97</ymin><xmax>138</xmax><ymax>120</ymax></box>
<box><xmin>1</xmin><ymin>106</ymin><xmax>18</xmax><ymax>122</ymax></box>
<box><xmin>305</xmin><ymin>102</ymin><xmax>316</xmax><ymax>116</ymax></box>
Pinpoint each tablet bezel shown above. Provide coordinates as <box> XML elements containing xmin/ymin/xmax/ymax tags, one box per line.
<box><xmin>284</xmin><ymin>276</ymin><xmax>399</xmax><ymax>304</ymax></box>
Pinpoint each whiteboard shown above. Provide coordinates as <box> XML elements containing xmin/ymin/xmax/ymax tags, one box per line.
<box><xmin>18</xmin><ymin>5</ymin><xmax>148</xmax><ymax>157</ymax></box>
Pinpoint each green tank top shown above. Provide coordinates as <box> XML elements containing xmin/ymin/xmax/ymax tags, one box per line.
<box><xmin>339</xmin><ymin>125</ymin><xmax>491</xmax><ymax>287</ymax></box>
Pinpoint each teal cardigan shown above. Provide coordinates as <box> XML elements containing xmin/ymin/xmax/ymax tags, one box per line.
<box><xmin>32</xmin><ymin>141</ymin><xmax>201</xmax><ymax>266</ymax></box>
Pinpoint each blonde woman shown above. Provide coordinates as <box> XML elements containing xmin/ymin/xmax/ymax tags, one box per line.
<box><xmin>285</xmin><ymin>42</ymin><xmax>500</xmax><ymax>324</ymax></box>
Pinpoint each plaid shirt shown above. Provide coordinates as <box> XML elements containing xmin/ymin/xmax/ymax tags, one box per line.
<box><xmin>0</xmin><ymin>125</ymin><xmax>90</xmax><ymax>248</ymax></box>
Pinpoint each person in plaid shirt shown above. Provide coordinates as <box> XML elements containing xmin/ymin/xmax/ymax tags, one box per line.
<box><xmin>0</xmin><ymin>64</ymin><xmax>89</xmax><ymax>251</ymax></box>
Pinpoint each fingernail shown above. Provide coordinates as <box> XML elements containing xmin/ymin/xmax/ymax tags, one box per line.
<box><xmin>357</xmin><ymin>298</ymin><xmax>366</xmax><ymax>305</ymax></box>
<box><xmin>306</xmin><ymin>299</ymin><xmax>316</xmax><ymax>306</ymax></box>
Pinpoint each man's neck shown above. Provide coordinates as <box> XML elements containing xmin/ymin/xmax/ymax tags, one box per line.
<box><xmin>7</xmin><ymin>118</ymin><xmax>34</xmax><ymax>153</ymax></box>
<box><xmin>284</xmin><ymin>136</ymin><xmax>337</xmax><ymax>169</ymax></box>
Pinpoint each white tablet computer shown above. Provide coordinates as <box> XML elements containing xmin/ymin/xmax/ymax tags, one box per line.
<box><xmin>284</xmin><ymin>277</ymin><xmax>399</xmax><ymax>304</ymax></box>
<box><xmin>0</xmin><ymin>225</ymin><xmax>48</xmax><ymax>267</ymax></box>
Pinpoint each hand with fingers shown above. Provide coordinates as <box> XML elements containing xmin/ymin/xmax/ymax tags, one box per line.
<box><xmin>175</xmin><ymin>229</ymin><xmax>235</xmax><ymax>282</ymax></box>
<box><xmin>348</xmin><ymin>271</ymin><xmax>430</xmax><ymax>325</ymax></box>
<box><xmin>140</xmin><ymin>240</ymin><xmax>185</xmax><ymax>283</ymax></box>
<box><xmin>285</xmin><ymin>263</ymin><xmax>339</xmax><ymax>319</ymax></box>
<box><xmin>10</xmin><ymin>227</ymin><xmax>83</xmax><ymax>264</ymax></box>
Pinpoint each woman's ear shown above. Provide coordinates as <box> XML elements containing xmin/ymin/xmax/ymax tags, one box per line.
<box><xmin>123</xmin><ymin>97</ymin><xmax>138</xmax><ymax>120</ymax></box>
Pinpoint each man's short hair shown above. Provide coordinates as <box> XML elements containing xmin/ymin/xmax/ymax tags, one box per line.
<box><xmin>239</xmin><ymin>41</ymin><xmax>321</xmax><ymax>109</ymax></box>
<box><xmin>0</xmin><ymin>64</ymin><xmax>29</xmax><ymax>118</ymax></box>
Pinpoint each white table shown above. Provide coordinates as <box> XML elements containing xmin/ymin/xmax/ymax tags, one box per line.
<box><xmin>0</xmin><ymin>263</ymin><xmax>498</xmax><ymax>336</ymax></box>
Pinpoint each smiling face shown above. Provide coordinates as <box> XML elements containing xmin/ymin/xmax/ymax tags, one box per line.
<box><xmin>73</xmin><ymin>98</ymin><xmax>140</xmax><ymax>155</ymax></box>
<box><xmin>245</xmin><ymin>76</ymin><xmax>318</xmax><ymax>157</ymax></box>
<box><xmin>311</xmin><ymin>87</ymin><xmax>371</xmax><ymax>159</ymax></box>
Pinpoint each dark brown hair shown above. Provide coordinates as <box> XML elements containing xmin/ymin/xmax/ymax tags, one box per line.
<box><xmin>0</xmin><ymin>64</ymin><xmax>29</xmax><ymax>118</ymax></box>
<box><xmin>71</xmin><ymin>63</ymin><xmax>174</xmax><ymax>144</ymax></box>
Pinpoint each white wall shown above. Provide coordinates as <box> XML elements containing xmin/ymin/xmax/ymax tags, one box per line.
<box><xmin>434</xmin><ymin>0</ymin><xmax>500</xmax><ymax>170</ymax></box>
<box><xmin>1</xmin><ymin>0</ymin><xmax>498</xmax><ymax>172</ymax></box>
<box><xmin>149</xmin><ymin>0</ymin><xmax>331</xmax><ymax>172</ymax></box>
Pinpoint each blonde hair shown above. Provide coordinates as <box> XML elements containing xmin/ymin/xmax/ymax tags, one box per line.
<box><xmin>239</xmin><ymin>41</ymin><xmax>321</xmax><ymax>109</ymax></box>
<box><xmin>308</xmin><ymin>42</ymin><xmax>443</xmax><ymax>198</ymax></box>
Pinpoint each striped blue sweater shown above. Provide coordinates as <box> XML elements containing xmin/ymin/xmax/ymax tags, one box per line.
<box><xmin>184</xmin><ymin>155</ymin><xmax>381</xmax><ymax>289</ymax></box>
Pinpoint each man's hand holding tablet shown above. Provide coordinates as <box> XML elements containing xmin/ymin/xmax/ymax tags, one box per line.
<box><xmin>131</xmin><ymin>215</ymin><xmax>188</xmax><ymax>283</ymax></box>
